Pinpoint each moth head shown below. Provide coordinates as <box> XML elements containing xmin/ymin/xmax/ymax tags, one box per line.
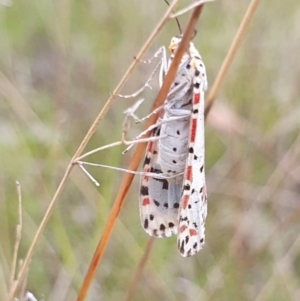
<box><xmin>168</xmin><ymin>31</ymin><xmax>197</xmax><ymax>55</ymax></box>
<box><xmin>168</xmin><ymin>35</ymin><xmax>183</xmax><ymax>54</ymax></box>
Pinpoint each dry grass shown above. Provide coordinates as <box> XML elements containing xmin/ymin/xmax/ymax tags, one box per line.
<box><xmin>1</xmin><ymin>0</ymin><xmax>300</xmax><ymax>300</ymax></box>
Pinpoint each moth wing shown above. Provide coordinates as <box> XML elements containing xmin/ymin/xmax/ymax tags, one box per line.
<box><xmin>177</xmin><ymin>170</ymin><xmax>207</xmax><ymax>257</ymax></box>
<box><xmin>177</xmin><ymin>57</ymin><xmax>208</xmax><ymax>257</ymax></box>
<box><xmin>140</xmin><ymin>127</ymin><xmax>182</xmax><ymax>237</ymax></box>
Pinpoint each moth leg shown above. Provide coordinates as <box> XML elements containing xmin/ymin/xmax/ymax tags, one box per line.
<box><xmin>118</xmin><ymin>46</ymin><xmax>168</xmax><ymax>99</ymax></box>
<box><xmin>117</xmin><ymin>61</ymin><xmax>161</xmax><ymax>99</ymax></box>
<box><xmin>135</xmin><ymin>46</ymin><xmax>168</xmax><ymax>86</ymax></box>
<box><xmin>123</xmin><ymin>115</ymin><xmax>189</xmax><ymax>153</ymax></box>
<box><xmin>133</xmin><ymin>105</ymin><xmax>164</xmax><ymax>124</ymax></box>
<box><xmin>135</xmin><ymin>46</ymin><xmax>165</xmax><ymax>64</ymax></box>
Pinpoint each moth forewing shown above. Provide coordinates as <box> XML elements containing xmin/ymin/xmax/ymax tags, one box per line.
<box><xmin>177</xmin><ymin>82</ymin><xmax>207</xmax><ymax>257</ymax></box>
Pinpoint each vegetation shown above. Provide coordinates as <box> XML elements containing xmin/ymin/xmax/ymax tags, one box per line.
<box><xmin>1</xmin><ymin>0</ymin><xmax>300</xmax><ymax>300</ymax></box>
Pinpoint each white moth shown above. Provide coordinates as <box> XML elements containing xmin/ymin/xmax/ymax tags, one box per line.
<box><xmin>139</xmin><ymin>35</ymin><xmax>208</xmax><ymax>257</ymax></box>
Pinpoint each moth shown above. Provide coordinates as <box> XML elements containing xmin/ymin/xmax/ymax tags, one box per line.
<box><xmin>139</xmin><ymin>35</ymin><xmax>208</xmax><ymax>257</ymax></box>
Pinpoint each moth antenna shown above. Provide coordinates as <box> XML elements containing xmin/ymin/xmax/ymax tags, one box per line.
<box><xmin>163</xmin><ymin>0</ymin><xmax>182</xmax><ymax>34</ymax></box>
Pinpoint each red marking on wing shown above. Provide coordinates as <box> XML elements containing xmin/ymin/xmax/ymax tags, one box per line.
<box><xmin>190</xmin><ymin>118</ymin><xmax>197</xmax><ymax>142</ymax></box>
<box><xmin>148</xmin><ymin>141</ymin><xmax>154</xmax><ymax>153</ymax></box>
<box><xmin>189</xmin><ymin>229</ymin><xmax>197</xmax><ymax>236</ymax></box>
<box><xmin>193</xmin><ymin>92</ymin><xmax>200</xmax><ymax>105</ymax></box>
<box><xmin>185</xmin><ymin>166</ymin><xmax>192</xmax><ymax>181</ymax></box>
<box><xmin>142</xmin><ymin>198</ymin><xmax>150</xmax><ymax>206</ymax></box>
<box><xmin>182</xmin><ymin>195</ymin><xmax>189</xmax><ymax>209</ymax></box>
<box><xmin>180</xmin><ymin>225</ymin><xmax>187</xmax><ymax>233</ymax></box>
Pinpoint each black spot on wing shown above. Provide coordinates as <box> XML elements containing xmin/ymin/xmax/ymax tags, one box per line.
<box><xmin>194</xmin><ymin>154</ymin><xmax>198</xmax><ymax>160</ymax></box>
<box><xmin>153</xmin><ymin>177</ymin><xmax>169</xmax><ymax>190</ymax></box>
<box><xmin>183</xmin><ymin>184</ymin><xmax>190</xmax><ymax>191</ymax></box>
<box><xmin>154</xmin><ymin>199</ymin><xmax>160</xmax><ymax>207</ymax></box>
<box><xmin>162</xmin><ymin>179</ymin><xmax>169</xmax><ymax>190</ymax></box>
<box><xmin>185</xmin><ymin>235</ymin><xmax>189</xmax><ymax>244</ymax></box>
<box><xmin>169</xmin><ymin>222</ymin><xmax>175</xmax><ymax>228</ymax></box>
<box><xmin>150</xmin><ymin>167</ymin><xmax>163</xmax><ymax>174</ymax></box>
<box><xmin>200</xmin><ymin>165</ymin><xmax>204</xmax><ymax>172</ymax></box>
<box><xmin>174</xmin><ymin>203</ymin><xmax>179</xmax><ymax>209</ymax></box>
<box><xmin>150</xmin><ymin>214</ymin><xmax>154</xmax><ymax>221</ymax></box>
<box><xmin>140</xmin><ymin>185</ymin><xmax>149</xmax><ymax>196</ymax></box>
<box><xmin>189</xmin><ymin>147</ymin><xmax>194</xmax><ymax>154</ymax></box>
<box><xmin>160</xmin><ymin>224</ymin><xmax>166</xmax><ymax>231</ymax></box>
<box><xmin>179</xmin><ymin>240</ymin><xmax>185</xmax><ymax>254</ymax></box>
<box><xmin>144</xmin><ymin>156</ymin><xmax>151</xmax><ymax>165</ymax></box>
<box><xmin>144</xmin><ymin>218</ymin><xmax>148</xmax><ymax>229</ymax></box>
<box><xmin>195</xmin><ymin>69</ymin><xmax>200</xmax><ymax>76</ymax></box>
<box><xmin>194</xmin><ymin>82</ymin><xmax>200</xmax><ymax>89</ymax></box>
<box><xmin>164</xmin><ymin>203</ymin><xmax>168</xmax><ymax>208</ymax></box>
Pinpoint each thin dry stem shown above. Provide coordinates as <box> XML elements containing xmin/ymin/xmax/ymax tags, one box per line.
<box><xmin>204</xmin><ymin>0</ymin><xmax>261</xmax><ymax>117</ymax></box>
<box><xmin>124</xmin><ymin>238</ymin><xmax>155</xmax><ymax>301</ymax></box>
<box><xmin>9</xmin><ymin>163</ymin><xmax>74</xmax><ymax>301</ymax></box>
<box><xmin>10</xmin><ymin>182</ymin><xmax>22</xmax><ymax>289</ymax></box>
<box><xmin>5</xmin><ymin>136</ymin><xmax>95</xmax><ymax>298</ymax></box>
<box><xmin>76</xmin><ymin>5</ymin><xmax>204</xmax><ymax>301</ymax></box>
<box><xmin>18</xmin><ymin>259</ymin><xmax>30</xmax><ymax>300</ymax></box>
<box><xmin>9</xmin><ymin>1</ymin><xmax>181</xmax><ymax>299</ymax></box>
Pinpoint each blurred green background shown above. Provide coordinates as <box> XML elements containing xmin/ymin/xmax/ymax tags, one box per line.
<box><xmin>1</xmin><ymin>0</ymin><xmax>300</xmax><ymax>300</ymax></box>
